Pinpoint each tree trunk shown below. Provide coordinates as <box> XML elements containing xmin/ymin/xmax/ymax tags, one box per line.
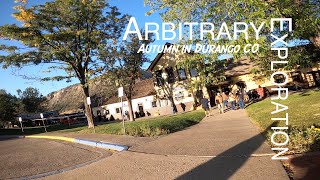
<box><xmin>127</xmin><ymin>97</ymin><xmax>135</xmax><ymax>121</ymax></box>
<box><xmin>169</xmin><ymin>96</ymin><xmax>178</xmax><ymax>114</ymax></box>
<box><xmin>82</xmin><ymin>86</ymin><xmax>95</xmax><ymax>129</ymax></box>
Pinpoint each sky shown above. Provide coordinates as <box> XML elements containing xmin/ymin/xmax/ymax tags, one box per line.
<box><xmin>0</xmin><ymin>0</ymin><xmax>165</xmax><ymax>96</ymax></box>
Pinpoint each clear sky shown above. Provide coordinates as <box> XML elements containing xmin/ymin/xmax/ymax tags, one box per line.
<box><xmin>0</xmin><ymin>0</ymin><xmax>165</xmax><ymax>96</ymax></box>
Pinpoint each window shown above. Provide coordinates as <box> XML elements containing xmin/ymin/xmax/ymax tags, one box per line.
<box><xmin>273</xmin><ymin>74</ymin><xmax>286</xmax><ymax>84</ymax></box>
<box><xmin>291</xmin><ymin>71</ymin><xmax>303</xmax><ymax>82</ymax></box>
<box><xmin>152</xmin><ymin>101</ymin><xmax>157</xmax><ymax>107</ymax></box>
<box><xmin>189</xmin><ymin>68</ymin><xmax>198</xmax><ymax>77</ymax></box>
<box><xmin>155</xmin><ymin>70</ymin><xmax>164</xmax><ymax>86</ymax></box>
<box><xmin>165</xmin><ymin>67</ymin><xmax>175</xmax><ymax>83</ymax></box>
<box><xmin>177</xmin><ymin>68</ymin><xmax>187</xmax><ymax>81</ymax></box>
<box><xmin>116</xmin><ymin>107</ymin><xmax>122</xmax><ymax>114</ymax></box>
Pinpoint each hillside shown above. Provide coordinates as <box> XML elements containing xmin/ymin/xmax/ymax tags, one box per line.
<box><xmin>43</xmin><ymin>71</ymin><xmax>152</xmax><ymax>114</ymax></box>
<box><xmin>43</xmin><ymin>78</ymin><xmax>117</xmax><ymax>114</ymax></box>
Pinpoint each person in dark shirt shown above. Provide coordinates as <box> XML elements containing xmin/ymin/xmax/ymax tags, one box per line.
<box><xmin>201</xmin><ymin>97</ymin><xmax>210</xmax><ymax>117</ymax></box>
<box><xmin>180</xmin><ymin>102</ymin><xmax>186</xmax><ymax>112</ymax></box>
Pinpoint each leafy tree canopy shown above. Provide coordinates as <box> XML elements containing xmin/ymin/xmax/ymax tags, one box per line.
<box><xmin>0</xmin><ymin>0</ymin><xmax>129</xmax><ymax>128</ymax></box>
<box><xmin>0</xmin><ymin>90</ymin><xmax>18</xmax><ymax>124</ymax></box>
<box><xmin>146</xmin><ymin>0</ymin><xmax>320</xmax><ymax>87</ymax></box>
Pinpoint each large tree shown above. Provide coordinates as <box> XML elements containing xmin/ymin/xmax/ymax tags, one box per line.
<box><xmin>110</xmin><ymin>33</ymin><xmax>153</xmax><ymax>121</ymax></box>
<box><xmin>0</xmin><ymin>90</ymin><xmax>18</xmax><ymax>127</ymax></box>
<box><xmin>0</xmin><ymin>0</ymin><xmax>128</xmax><ymax>128</ymax></box>
<box><xmin>17</xmin><ymin>87</ymin><xmax>46</xmax><ymax>113</ymax></box>
<box><xmin>146</xmin><ymin>0</ymin><xmax>320</xmax><ymax>85</ymax></box>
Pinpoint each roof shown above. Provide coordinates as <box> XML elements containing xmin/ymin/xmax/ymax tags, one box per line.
<box><xmin>147</xmin><ymin>42</ymin><xmax>172</xmax><ymax>72</ymax></box>
<box><xmin>104</xmin><ymin>78</ymin><xmax>156</xmax><ymax>105</ymax></box>
<box><xmin>224</xmin><ymin>57</ymin><xmax>256</xmax><ymax>76</ymax></box>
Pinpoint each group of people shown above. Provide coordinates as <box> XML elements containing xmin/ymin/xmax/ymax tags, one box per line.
<box><xmin>215</xmin><ymin>90</ymin><xmax>246</xmax><ymax>114</ymax></box>
<box><xmin>201</xmin><ymin>89</ymin><xmax>249</xmax><ymax>116</ymax></box>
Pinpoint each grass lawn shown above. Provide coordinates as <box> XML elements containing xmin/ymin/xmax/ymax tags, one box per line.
<box><xmin>0</xmin><ymin>124</ymin><xmax>88</xmax><ymax>136</ymax></box>
<box><xmin>0</xmin><ymin>110</ymin><xmax>205</xmax><ymax>137</ymax></box>
<box><xmin>246</xmin><ymin>88</ymin><xmax>320</xmax><ymax>153</ymax></box>
<box><xmin>80</xmin><ymin>110</ymin><xmax>205</xmax><ymax>136</ymax></box>
<box><xmin>246</xmin><ymin>89</ymin><xmax>320</xmax><ymax>129</ymax></box>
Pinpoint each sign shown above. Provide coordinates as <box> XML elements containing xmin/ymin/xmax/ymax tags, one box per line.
<box><xmin>86</xmin><ymin>97</ymin><xmax>91</xmax><ymax>105</ymax></box>
<box><xmin>18</xmin><ymin>117</ymin><xmax>22</xmax><ymax>122</ymax></box>
<box><xmin>40</xmin><ymin>113</ymin><xmax>44</xmax><ymax>119</ymax></box>
<box><xmin>118</xmin><ymin>87</ymin><xmax>124</xmax><ymax>97</ymax></box>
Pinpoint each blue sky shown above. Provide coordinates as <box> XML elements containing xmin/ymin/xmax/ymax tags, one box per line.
<box><xmin>0</xmin><ymin>0</ymin><xmax>165</xmax><ymax>96</ymax></box>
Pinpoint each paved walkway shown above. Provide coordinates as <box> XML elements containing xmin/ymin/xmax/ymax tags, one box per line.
<box><xmin>42</xmin><ymin>110</ymin><xmax>289</xmax><ymax>180</ymax></box>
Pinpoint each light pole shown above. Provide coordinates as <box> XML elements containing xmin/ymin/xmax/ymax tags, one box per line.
<box><xmin>40</xmin><ymin>113</ymin><xmax>47</xmax><ymax>133</ymax></box>
<box><xmin>118</xmin><ymin>86</ymin><xmax>126</xmax><ymax>135</ymax></box>
<box><xmin>18</xmin><ymin>117</ymin><xmax>24</xmax><ymax>133</ymax></box>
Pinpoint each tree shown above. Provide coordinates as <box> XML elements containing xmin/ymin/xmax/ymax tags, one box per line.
<box><xmin>0</xmin><ymin>0</ymin><xmax>128</xmax><ymax>128</ymax></box>
<box><xmin>110</xmin><ymin>33</ymin><xmax>154</xmax><ymax>121</ymax></box>
<box><xmin>0</xmin><ymin>90</ymin><xmax>18</xmax><ymax>127</ymax></box>
<box><xmin>145</xmin><ymin>0</ymin><xmax>320</xmax><ymax>81</ymax></box>
<box><xmin>17</xmin><ymin>87</ymin><xmax>46</xmax><ymax>113</ymax></box>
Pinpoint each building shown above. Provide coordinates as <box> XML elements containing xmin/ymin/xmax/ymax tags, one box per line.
<box><xmin>96</xmin><ymin>43</ymin><xmax>320</xmax><ymax>118</ymax></box>
<box><xmin>147</xmin><ymin>43</ymin><xmax>320</xmax><ymax>107</ymax></box>
<box><xmin>94</xmin><ymin>78</ymin><xmax>181</xmax><ymax>119</ymax></box>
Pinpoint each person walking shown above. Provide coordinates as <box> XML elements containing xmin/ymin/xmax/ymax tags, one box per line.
<box><xmin>229</xmin><ymin>93</ymin><xmax>236</xmax><ymax>110</ymax></box>
<box><xmin>222</xmin><ymin>92</ymin><xmax>229</xmax><ymax>110</ymax></box>
<box><xmin>201</xmin><ymin>97</ymin><xmax>210</xmax><ymax>117</ymax></box>
<box><xmin>238</xmin><ymin>89</ymin><xmax>245</xmax><ymax>109</ymax></box>
<box><xmin>215</xmin><ymin>92</ymin><xmax>224</xmax><ymax>114</ymax></box>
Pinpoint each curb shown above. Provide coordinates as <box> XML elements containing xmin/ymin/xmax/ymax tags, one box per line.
<box><xmin>25</xmin><ymin>135</ymin><xmax>129</xmax><ymax>152</ymax></box>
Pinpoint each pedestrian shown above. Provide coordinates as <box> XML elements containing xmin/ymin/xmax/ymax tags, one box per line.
<box><xmin>180</xmin><ymin>102</ymin><xmax>186</xmax><ymax>112</ymax></box>
<box><xmin>238</xmin><ymin>90</ymin><xmax>245</xmax><ymax>109</ymax></box>
<box><xmin>135</xmin><ymin>111</ymin><xmax>140</xmax><ymax>118</ymax></box>
<box><xmin>228</xmin><ymin>93</ymin><xmax>236</xmax><ymax>110</ymax></box>
<box><xmin>201</xmin><ymin>97</ymin><xmax>210</xmax><ymax>117</ymax></box>
<box><xmin>222</xmin><ymin>92</ymin><xmax>229</xmax><ymax>109</ymax></box>
<box><xmin>215</xmin><ymin>92</ymin><xmax>224</xmax><ymax>114</ymax></box>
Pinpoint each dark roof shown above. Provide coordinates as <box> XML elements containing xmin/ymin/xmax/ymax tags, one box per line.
<box><xmin>224</xmin><ymin>57</ymin><xmax>256</xmax><ymax>76</ymax></box>
<box><xmin>104</xmin><ymin>78</ymin><xmax>156</xmax><ymax>105</ymax></box>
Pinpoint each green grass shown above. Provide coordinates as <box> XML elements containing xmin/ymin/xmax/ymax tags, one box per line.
<box><xmin>246</xmin><ymin>89</ymin><xmax>320</xmax><ymax>129</ymax></box>
<box><xmin>246</xmin><ymin>89</ymin><xmax>320</xmax><ymax>153</ymax></box>
<box><xmin>80</xmin><ymin>110</ymin><xmax>205</xmax><ymax>137</ymax></box>
<box><xmin>0</xmin><ymin>111</ymin><xmax>205</xmax><ymax>137</ymax></box>
<box><xmin>0</xmin><ymin>124</ymin><xmax>88</xmax><ymax>135</ymax></box>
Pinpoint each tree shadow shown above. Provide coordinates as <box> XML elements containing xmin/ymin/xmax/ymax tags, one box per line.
<box><xmin>289</xmin><ymin>138</ymin><xmax>320</xmax><ymax>180</ymax></box>
<box><xmin>177</xmin><ymin>122</ymin><xmax>278</xmax><ymax>180</ymax></box>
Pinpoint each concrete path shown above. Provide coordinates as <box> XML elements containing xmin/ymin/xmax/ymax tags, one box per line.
<box><xmin>42</xmin><ymin>109</ymin><xmax>289</xmax><ymax>180</ymax></box>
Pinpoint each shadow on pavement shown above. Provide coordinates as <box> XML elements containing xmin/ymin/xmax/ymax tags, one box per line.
<box><xmin>288</xmin><ymin>138</ymin><xmax>320</xmax><ymax>180</ymax></box>
<box><xmin>177</xmin><ymin>122</ymin><xmax>278</xmax><ymax>180</ymax></box>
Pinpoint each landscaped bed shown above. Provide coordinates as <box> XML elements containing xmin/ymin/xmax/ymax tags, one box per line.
<box><xmin>246</xmin><ymin>89</ymin><xmax>320</xmax><ymax>153</ymax></box>
<box><xmin>0</xmin><ymin>110</ymin><xmax>205</xmax><ymax>137</ymax></box>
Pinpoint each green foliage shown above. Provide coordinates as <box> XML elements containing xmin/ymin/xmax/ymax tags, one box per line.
<box><xmin>145</xmin><ymin>0</ymin><xmax>320</xmax><ymax>80</ymax></box>
<box><xmin>0</xmin><ymin>90</ymin><xmax>18</xmax><ymax>126</ymax></box>
<box><xmin>17</xmin><ymin>87</ymin><xmax>46</xmax><ymax>113</ymax></box>
<box><xmin>110</xmin><ymin>33</ymin><xmax>154</xmax><ymax>97</ymax></box>
<box><xmin>246</xmin><ymin>89</ymin><xmax>320</xmax><ymax>153</ymax></box>
<box><xmin>0</xmin><ymin>0</ymin><xmax>129</xmax><ymax>127</ymax></box>
<box><xmin>81</xmin><ymin>110</ymin><xmax>205</xmax><ymax>136</ymax></box>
